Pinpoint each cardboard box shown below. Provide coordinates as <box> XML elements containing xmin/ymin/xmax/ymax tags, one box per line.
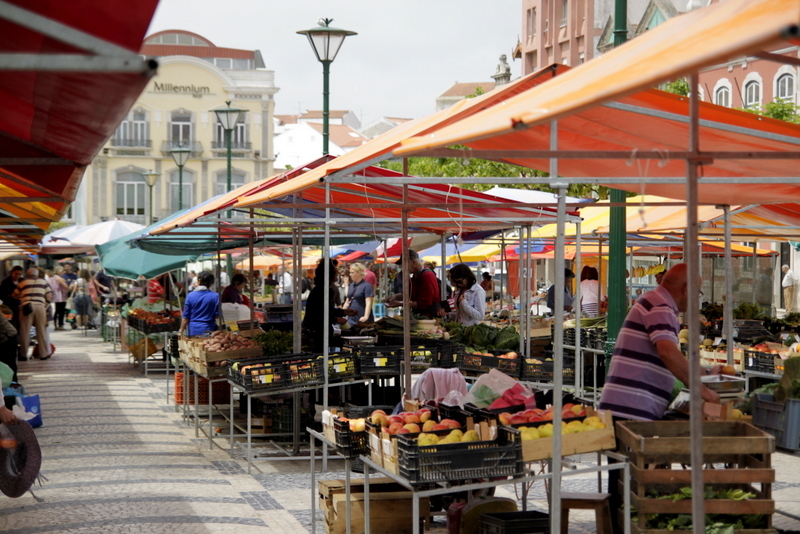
<box><xmin>517</xmin><ymin>408</ymin><xmax>616</xmax><ymax>462</ymax></box>
<box><xmin>318</xmin><ymin>477</ymin><xmax>429</xmax><ymax>534</ymax></box>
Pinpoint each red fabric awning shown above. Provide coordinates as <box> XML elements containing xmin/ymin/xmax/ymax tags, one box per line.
<box><xmin>0</xmin><ymin>0</ymin><xmax>159</xmax><ymax>248</ymax></box>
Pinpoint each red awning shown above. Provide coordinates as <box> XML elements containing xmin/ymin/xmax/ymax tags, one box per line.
<box><xmin>0</xmin><ymin>0</ymin><xmax>159</xmax><ymax>248</ymax></box>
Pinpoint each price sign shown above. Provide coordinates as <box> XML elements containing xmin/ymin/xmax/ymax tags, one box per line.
<box><xmin>713</xmin><ymin>337</ymin><xmax>723</xmax><ymax>347</ymax></box>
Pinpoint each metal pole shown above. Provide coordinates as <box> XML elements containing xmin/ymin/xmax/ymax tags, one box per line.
<box><xmin>322</xmin><ymin>60</ymin><xmax>330</xmax><ymax>155</ymax></box>
<box><xmin>178</xmin><ymin>163</ymin><xmax>184</xmax><ymax>211</ymax></box>
<box><xmin>723</xmin><ymin>206</ymin><xmax>734</xmax><ymax>365</ymax></box>
<box><xmin>226</xmin><ymin>128</ymin><xmax>233</xmax><ymax>219</ymax></box>
<box><xmin>575</xmin><ymin>221</ymin><xmax>582</xmax><ymax>397</ymax></box>
<box><xmin>686</xmin><ymin>72</ymin><xmax>705</xmax><ymax>534</ymax></box>
<box><xmin>148</xmin><ymin>183</ymin><xmax>154</xmax><ymax>224</ymax></box>
<box><xmin>550</xmin><ymin>120</ymin><xmax>564</xmax><ymax>534</ymax></box>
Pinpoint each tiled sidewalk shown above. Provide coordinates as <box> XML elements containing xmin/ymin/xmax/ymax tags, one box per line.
<box><xmin>0</xmin><ymin>328</ymin><xmax>798</xmax><ymax>533</ymax></box>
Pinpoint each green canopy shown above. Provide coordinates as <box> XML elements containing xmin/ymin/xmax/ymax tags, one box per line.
<box><xmin>96</xmin><ymin>223</ymin><xmax>200</xmax><ymax>280</ymax></box>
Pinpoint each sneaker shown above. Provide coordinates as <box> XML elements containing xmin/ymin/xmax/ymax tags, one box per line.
<box><xmin>17</xmin><ymin>355</ymin><xmax>27</xmax><ymax>361</ymax></box>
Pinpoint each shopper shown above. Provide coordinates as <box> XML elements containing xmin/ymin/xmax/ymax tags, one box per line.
<box><xmin>546</xmin><ymin>268</ymin><xmax>575</xmax><ymax>314</ymax></box>
<box><xmin>302</xmin><ymin>259</ymin><xmax>356</xmax><ymax>353</ymax></box>
<box><xmin>49</xmin><ymin>266</ymin><xmax>69</xmax><ymax>330</ymax></box>
<box><xmin>0</xmin><ymin>266</ymin><xmax>23</xmax><ymax>327</ymax></box>
<box><xmin>448</xmin><ymin>263</ymin><xmax>486</xmax><ymax>326</ymax></box>
<box><xmin>782</xmin><ymin>264</ymin><xmax>796</xmax><ymax>313</ymax></box>
<box><xmin>0</xmin><ymin>301</ymin><xmax>19</xmax><ymax>382</ymax></box>
<box><xmin>480</xmin><ymin>272</ymin><xmax>493</xmax><ymax>298</ymax></box>
<box><xmin>579</xmin><ymin>266</ymin><xmax>600</xmax><ymax>317</ymax></box>
<box><xmin>70</xmin><ymin>269</ymin><xmax>94</xmax><ymax>329</ymax></box>
<box><xmin>386</xmin><ymin>250</ymin><xmax>442</xmax><ymax>318</ymax></box>
<box><xmin>61</xmin><ymin>263</ymin><xmax>78</xmax><ymax>290</ymax></box>
<box><xmin>180</xmin><ymin>271</ymin><xmax>219</xmax><ymax>336</ymax></box>
<box><xmin>343</xmin><ymin>263</ymin><xmax>374</xmax><ymax>326</ymax></box>
<box><xmin>277</xmin><ymin>265</ymin><xmax>292</xmax><ymax>305</ymax></box>
<box><xmin>14</xmin><ymin>267</ymin><xmax>52</xmax><ymax>360</ymax></box>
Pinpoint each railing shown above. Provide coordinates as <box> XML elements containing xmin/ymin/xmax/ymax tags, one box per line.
<box><xmin>110</xmin><ymin>139</ymin><xmax>152</xmax><ymax>148</ymax></box>
<box><xmin>160</xmin><ymin>141</ymin><xmax>203</xmax><ymax>158</ymax></box>
<box><xmin>211</xmin><ymin>140</ymin><xmax>252</xmax><ymax>151</ymax></box>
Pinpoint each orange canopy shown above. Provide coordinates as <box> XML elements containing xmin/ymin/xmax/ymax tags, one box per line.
<box><xmin>395</xmin><ymin>0</ymin><xmax>800</xmax><ymax>206</ymax></box>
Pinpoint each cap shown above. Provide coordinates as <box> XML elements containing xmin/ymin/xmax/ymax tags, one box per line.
<box><xmin>394</xmin><ymin>249</ymin><xmax>419</xmax><ymax>266</ymax></box>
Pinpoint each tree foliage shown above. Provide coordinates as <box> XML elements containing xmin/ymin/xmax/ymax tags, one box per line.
<box><xmin>740</xmin><ymin>99</ymin><xmax>800</xmax><ymax>123</ymax></box>
<box><xmin>662</xmin><ymin>78</ymin><xmax>690</xmax><ymax>96</ymax></box>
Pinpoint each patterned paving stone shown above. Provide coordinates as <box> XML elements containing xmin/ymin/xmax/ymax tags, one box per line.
<box><xmin>212</xmin><ymin>460</ymin><xmax>247</xmax><ymax>475</ymax></box>
<box><xmin>240</xmin><ymin>491</ymin><xmax>284</xmax><ymax>511</ymax></box>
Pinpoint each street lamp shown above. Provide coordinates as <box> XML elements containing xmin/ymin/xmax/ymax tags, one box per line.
<box><xmin>212</xmin><ymin>101</ymin><xmax>246</xmax><ymax>196</ymax></box>
<box><xmin>141</xmin><ymin>170</ymin><xmax>160</xmax><ymax>224</ymax></box>
<box><xmin>169</xmin><ymin>144</ymin><xmax>191</xmax><ymax>211</ymax></box>
<box><xmin>297</xmin><ymin>18</ymin><xmax>357</xmax><ymax>156</ymax></box>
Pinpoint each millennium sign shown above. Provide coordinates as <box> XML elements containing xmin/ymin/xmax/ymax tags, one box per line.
<box><xmin>153</xmin><ymin>82</ymin><xmax>211</xmax><ymax>98</ymax></box>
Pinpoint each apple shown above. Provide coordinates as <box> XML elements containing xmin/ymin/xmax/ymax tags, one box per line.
<box><xmin>440</xmin><ymin>419</ymin><xmax>461</xmax><ymax>429</ymax></box>
<box><xmin>350</xmin><ymin>418</ymin><xmax>366</xmax><ymax>432</ymax></box>
<box><xmin>403</xmin><ymin>423</ymin><xmax>421</xmax><ymax>433</ymax></box>
<box><xmin>371</xmin><ymin>409</ymin><xmax>387</xmax><ymax>417</ymax></box>
<box><xmin>542</xmin><ymin>412</ymin><xmax>554</xmax><ymax>421</ymax></box>
<box><xmin>431</xmin><ymin>424</ymin><xmax>449</xmax><ymax>431</ymax></box>
<box><xmin>387</xmin><ymin>415</ymin><xmax>404</xmax><ymax>425</ymax></box>
<box><xmin>571</xmin><ymin>404</ymin><xmax>584</xmax><ymax>416</ymax></box>
<box><xmin>371</xmin><ymin>414</ymin><xmax>389</xmax><ymax>427</ymax></box>
<box><xmin>422</xmin><ymin>420</ymin><xmax>437</xmax><ymax>432</ymax></box>
<box><xmin>498</xmin><ymin>413</ymin><xmax>512</xmax><ymax>426</ymax></box>
<box><xmin>527</xmin><ymin>414</ymin><xmax>545</xmax><ymax>423</ymax></box>
<box><xmin>521</xmin><ymin>409</ymin><xmax>538</xmax><ymax>419</ymax></box>
<box><xmin>388</xmin><ymin>422</ymin><xmax>404</xmax><ymax>434</ymax></box>
<box><xmin>418</xmin><ymin>411</ymin><xmax>432</xmax><ymax>423</ymax></box>
<box><xmin>396</xmin><ymin>427</ymin><xmax>411</xmax><ymax>434</ymax></box>
<box><xmin>562</xmin><ymin>410</ymin><xmax>576</xmax><ymax>420</ymax></box>
<box><xmin>509</xmin><ymin>414</ymin><xmax>528</xmax><ymax>425</ymax></box>
<box><xmin>403</xmin><ymin>414</ymin><xmax>421</xmax><ymax>424</ymax></box>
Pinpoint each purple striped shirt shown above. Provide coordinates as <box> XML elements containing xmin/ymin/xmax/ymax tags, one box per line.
<box><xmin>599</xmin><ymin>285</ymin><xmax>679</xmax><ymax>421</ymax></box>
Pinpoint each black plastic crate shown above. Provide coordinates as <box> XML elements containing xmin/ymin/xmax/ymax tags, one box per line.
<box><xmin>356</xmin><ymin>345</ymin><xmax>403</xmax><ymax>375</ymax></box>
<box><xmin>744</xmin><ymin>350</ymin><xmax>775</xmax><ymax>374</ymax></box>
<box><xmin>520</xmin><ymin>351</ymin><xmax>575</xmax><ymax>384</ymax></box>
<box><xmin>459</xmin><ymin>352</ymin><xmax>521</xmax><ymax>377</ymax></box>
<box><xmin>397</xmin><ymin>427</ymin><xmax>522</xmax><ymax>486</ymax></box>
<box><xmin>436</xmin><ymin>341</ymin><xmax>464</xmax><ymax>368</ymax></box>
<box><xmin>227</xmin><ymin>357</ymin><xmax>287</xmax><ymax>393</ymax></box>
<box><xmin>479</xmin><ymin>511</ymin><xmax>549</xmax><ymax>534</ymax></box>
<box><xmin>424</xmin><ymin>402</ymin><xmax>472</xmax><ymax>427</ymax></box>
<box><xmin>284</xmin><ymin>354</ymin><xmax>325</xmax><ymax>387</ymax></box>
<box><xmin>320</xmin><ymin>353</ymin><xmax>359</xmax><ymax>381</ymax></box>
<box><xmin>343</xmin><ymin>404</ymin><xmax>396</xmax><ymax>419</ymax></box>
<box><xmin>333</xmin><ymin>417</ymin><xmax>369</xmax><ymax>459</ymax></box>
<box><xmin>405</xmin><ymin>345</ymin><xmax>439</xmax><ymax>372</ymax></box>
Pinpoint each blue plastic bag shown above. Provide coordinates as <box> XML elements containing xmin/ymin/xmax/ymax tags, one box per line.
<box><xmin>16</xmin><ymin>395</ymin><xmax>42</xmax><ymax>428</ymax></box>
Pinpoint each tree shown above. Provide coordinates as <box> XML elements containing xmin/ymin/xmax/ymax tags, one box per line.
<box><xmin>662</xmin><ymin>78</ymin><xmax>690</xmax><ymax>96</ymax></box>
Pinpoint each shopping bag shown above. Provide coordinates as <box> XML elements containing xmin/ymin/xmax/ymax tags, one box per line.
<box><xmin>66</xmin><ymin>297</ymin><xmax>75</xmax><ymax>310</ymax></box>
<box><xmin>15</xmin><ymin>394</ymin><xmax>42</xmax><ymax>427</ymax></box>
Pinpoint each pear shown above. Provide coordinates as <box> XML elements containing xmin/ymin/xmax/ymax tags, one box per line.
<box><xmin>460</xmin><ymin>430</ymin><xmax>480</xmax><ymax>442</ymax></box>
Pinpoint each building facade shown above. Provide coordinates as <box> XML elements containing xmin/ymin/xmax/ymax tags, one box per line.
<box><xmin>76</xmin><ymin>30</ymin><xmax>278</xmax><ymax>225</ymax></box>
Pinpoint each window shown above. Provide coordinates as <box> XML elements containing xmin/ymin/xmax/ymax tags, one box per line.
<box><xmin>170</xmin><ymin>111</ymin><xmax>192</xmax><ymax>147</ymax></box>
<box><xmin>232</xmin><ymin>58</ymin><xmax>251</xmax><ymax>70</ymax></box>
<box><xmin>116</xmin><ymin>171</ymin><xmax>147</xmax><ymax>218</ymax></box>
<box><xmin>169</xmin><ymin>169</ymin><xmax>194</xmax><ymax>212</ymax></box>
<box><xmin>744</xmin><ymin>80</ymin><xmax>761</xmax><ymax>109</ymax></box>
<box><xmin>532</xmin><ymin>9</ymin><xmax>537</xmax><ymax>36</ymax></box>
<box><xmin>215</xmin><ymin>116</ymin><xmax>248</xmax><ymax>149</ymax></box>
<box><xmin>715</xmin><ymin>86</ymin><xmax>730</xmax><ymax>107</ymax></box>
<box><xmin>561</xmin><ymin>0</ymin><xmax>568</xmax><ymax>26</ymax></box>
<box><xmin>215</xmin><ymin>58</ymin><xmax>232</xmax><ymax>69</ymax></box>
<box><xmin>777</xmin><ymin>73</ymin><xmax>795</xmax><ymax>101</ymax></box>
<box><xmin>527</xmin><ymin>9</ymin><xmax>534</xmax><ymax>39</ymax></box>
<box><xmin>216</xmin><ymin>171</ymin><xmax>246</xmax><ymax>196</ymax></box>
<box><xmin>579</xmin><ymin>52</ymin><xmax>585</xmax><ymax>64</ymax></box>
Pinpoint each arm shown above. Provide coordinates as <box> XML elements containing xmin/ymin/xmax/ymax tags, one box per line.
<box><xmin>655</xmin><ymin>339</ymin><xmax>721</xmax><ymax>404</ymax></box>
<box><xmin>0</xmin><ymin>405</ymin><xmax>17</xmax><ymax>425</ymax></box>
<box><xmin>361</xmin><ymin>296</ymin><xmax>374</xmax><ymax>323</ymax></box>
<box><xmin>458</xmin><ymin>287</ymin><xmax>486</xmax><ymax>323</ymax></box>
<box><xmin>179</xmin><ymin>317</ymin><xmax>189</xmax><ymax>335</ymax></box>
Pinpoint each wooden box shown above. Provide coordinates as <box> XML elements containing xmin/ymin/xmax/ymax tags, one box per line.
<box><xmin>617</xmin><ymin>420</ymin><xmax>776</xmax><ymax>533</ymax></box>
<box><xmin>507</xmin><ymin>408</ymin><xmax>616</xmax><ymax>462</ymax></box>
<box><xmin>318</xmin><ymin>477</ymin><xmax>429</xmax><ymax>534</ymax></box>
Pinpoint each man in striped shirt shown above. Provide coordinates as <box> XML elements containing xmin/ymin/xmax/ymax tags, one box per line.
<box><xmin>13</xmin><ymin>268</ymin><xmax>52</xmax><ymax>360</ymax></box>
<box><xmin>599</xmin><ymin>263</ymin><xmax>720</xmax><ymax>421</ymax></box>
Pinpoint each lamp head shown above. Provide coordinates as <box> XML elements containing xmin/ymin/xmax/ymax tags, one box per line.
<box><xmin>141</xmin><ymin>169</ymin><xmax>160</xmax><ymax>187</ymax></box>
<box><xmin>297</xmin><ymin>18</ymin><xmax>357</xmax><ymax>63</ymax></box>
<box><xmin>212</xmin><ymin>100</ymin><xmax>246</xmax><ymax>130</ymax></box>
<box><xmin>169</xmin><ymin>144</ymin><xmax>191</xmax><ymax>166</ymax></box>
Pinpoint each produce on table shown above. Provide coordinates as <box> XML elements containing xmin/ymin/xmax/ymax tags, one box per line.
<box><xmin>201</xmin><ymin>330</ymin><xmax>258</xmax><ymax>353</ymax></box>
<box><xmin>443</xmin><ymin>322</ymin><xmax>520</xmax><ymax>352</ymax></box>
<box><xmin>376</xmin><ymin>316</ymin><xmax>450</xmax><ymax>339</ymax></box>
<box><xmin>417</xmin><ymin>429</ymin><xmax>480</xmax><ymax>445</ymax></box>
<box><xmin>252</xmin><ymin>329</ymin><xmax>293</xmax><ymax>356</ymax></box>
<box><xmin>128</xmin><ymin>308</ymin><xmax>181</xmax><ymax>324</ymax></box>
<box><xmin>368</xmin><ymin>408</ymin><xmax>459</xmax><ymax>435</ymax></box>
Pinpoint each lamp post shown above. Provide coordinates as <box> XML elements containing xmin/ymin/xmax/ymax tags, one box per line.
<box><xmin>169</xmin><ymin>144</ymin><xmax>191</xmax><ymax>211</ymax></box>
<box><xmin>141</xmin><ymin>170</ymin><xmax>160</xmax><ymax>224</ymax></box>
<box><xmin>212</xmin><ymin>101</ymin><xmax>246</xmax><ymax>196</ymax></box>
<box><xmin>298</xmin><ymin>18</ymin><xmax>357</xmax><ymax>155</ymax></box>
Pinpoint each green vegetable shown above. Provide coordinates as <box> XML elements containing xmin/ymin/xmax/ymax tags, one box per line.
<box><xmin>495</xmin><ymin>326</ymin><xmax>520</xmax><ymax>350</ymax></box>
<box><xmin>252</xmin><ymin>329</ymin><xmax>293</xmax><ymax>356</ymax></box>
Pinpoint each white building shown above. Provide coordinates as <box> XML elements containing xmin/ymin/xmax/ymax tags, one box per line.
<box><xmin>273</xmin><ymin>119</ymin><xmax>367</xmax><ymax>170</ymax></box>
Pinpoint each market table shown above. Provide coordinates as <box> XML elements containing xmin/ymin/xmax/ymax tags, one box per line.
<box><xmin>358</xmin><ymin>451</ymin><xmax>631</xmax><ymax>534</ymax></box>
<box><xmin>307</xmin><ymin>427</ymin><xmax>357</xmax><ymax>534</ymax></box>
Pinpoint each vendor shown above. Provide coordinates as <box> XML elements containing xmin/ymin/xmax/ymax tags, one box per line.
<box><xmin>546</xmin><ymin>268</ymin><xmax>575</xmax><ymax>314</ymax></box>
<box><xmin>599</xmin><ymin>263</ymin><xmax>721</xmax><ymax>532</ymax></box>
<box><xmin>221</xmin><ymin>273</ymin><xmax>246</xmax><ymax>305</ymax></box>
<box><xmin>448</xmin><ymin>263</ymin><xmax>485</xmax><ymax>326</ymax></box>
<box><xmin>343</xmin><ymin>263</ymin><xmax>374</xmax><ymax>326</ymax></box>
<box><xmin>386</xmin><ymin>249</ymin><xmax>443</xmax><ymax>318</ymax></box>
<box><xmin>179</xmin><ymin>271</ymin><xmax>219</xmax><ymax>336</ymax></box>
<box><xmin>579</xmin><ymin>266</ymin><xmax>600</xmax><ymax>317</ymax></box>
<box><xmin>302</xmin><ymin>259</ymin><xmax>357</xmax><ymax>353</ymax></box>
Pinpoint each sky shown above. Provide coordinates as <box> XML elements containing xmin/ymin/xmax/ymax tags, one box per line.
<box><xmin>147</xmin><ymin>0</ymin><xmax>522</xmax><ymax>127</ymax></box>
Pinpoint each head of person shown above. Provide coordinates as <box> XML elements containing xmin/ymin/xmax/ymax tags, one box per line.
<box><xmin>278</xmin><ymin>265</ymin><xmax>287</xmax><ymax>275</ymax></box>
<box><xmin>783</xmin><ymin>264</ymin><xmax>790</xmax><ymax>273</ymax></box>
<box><xmin>349</xmin><ymin>262</ymin><xmax>366</xmax><ymax>283</ymax></box>
<box><xmin>79</xmin><ymin>269</ymin><xmax>91</xmax><ymax>281</ymax></box>
<box><xmin>395</xmin><ymin>249</ymin><xmax>422</xmax><ymax>275</ymax></box>
<box><xmin>45</xmin><ymin>269</ymin><xmax>53</xmax><ymax>277</ymax></box>
<box><xmin>450</xmin><ymin>263</ymin><xmax>477</xmax><ymax>290</ymax></box>
<box><xmin>197</xmin><ymin>271</ymin><xmax>214</xmax><ymax>288</ymax></box>
<box><xmin>655</xmin><ymin>268</ymin><xmax>666</xmax><ymax>285</ymax></box>
<box><xmin>315</xmin><ymin>259</ymin><xmax>339</xmax><ymax>286</ymax></box>
<box><xmin>580</xmin><ymin>266</ymin><xmax>598</xmax><ymax>281</ymax></box>
<box><xmin>564</xmin><ymin>268</ymin><xmax>575</xmax><ymax>286</ymax></box>
<box><xmin>54</xmin><ymin>266</ymin><xmax>64</xmax><ymax>275</ymax></box>
<box><xmin>64</xmin><ymin>263</ymin><xmax>73</xmax><ymax>273</ymax></box>
<box><xmin>26</xmin><ymin>267</ymin><xmax>39</xmax><ymax>279</ymax></box>
<box><xmin>482</xmin><ymin>272</ymin><xmax>492</xmax><ymax>282</ymax></box>
<box><xmin>10</xmin><ymin>266</ymin><xmax>23</xmax><ymax>281</ymax></box>
<box><xmin>661</xmin><ymin>263</ymin><xmax>701</xmax><ymax>313</ymax></box>
<box><xmin>231</xmin><ymin>273</ymin><xmax>246</xmax><ymax>290</ymax></box>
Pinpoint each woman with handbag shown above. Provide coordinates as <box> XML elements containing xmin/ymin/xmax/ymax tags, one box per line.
<box><xmin>70</xmin><ymin>269</ymin><xmax>93</xmax><ymax>329</ymax></box>
<box><xmin>49</xmin><ymin>266</ymin><xmax>69</xmax><ymax>330</ymax></box>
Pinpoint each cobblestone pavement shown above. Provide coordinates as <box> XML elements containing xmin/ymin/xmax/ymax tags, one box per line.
<box><xmin>0</xmin><ymin>328</ymin><xmax>798</xmax><ymax>533</ymax></box>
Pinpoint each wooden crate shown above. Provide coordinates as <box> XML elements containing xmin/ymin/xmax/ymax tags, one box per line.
<box><xmin>318</xmin><ymin>477</ymin><xmax>429</xmax><ymax>534</ymax></box>
<box><xmin>617</xmin><ymin>420</ymin><xmax>776</xmax><ymax>533</ymax></box>
<box><xmin>510</xmin><ymin>409</ymin><xmax>616</xmax><ymax>462</ymax></box>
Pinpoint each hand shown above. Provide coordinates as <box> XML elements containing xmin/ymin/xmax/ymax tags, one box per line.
<box><xmin>708</xmin><ymin>364</ymin><xmax>724</xmax><ymax>375</ymax></box>
<box><xmin>360</xmin><ymin>316</ymin><xmax>370</xmax><ymax>324</ymax></box>
<box><xmin>701</xmin><ymin>387</ymin><xmax>721</xmax><ymax>404</ymax></box>
<box><xmin>436</xmin><ymin>308</ymin><xmax>446</xmax><ymax>318</ymax></box>
<box><xmin>0</xmin><ymin>406</ymin><xmax>18</xmax><ymax>425</ymax></box>
<box><xmin>386</xmin><ymin>300</ymin><xmax>401</xmax><ymax>308</ymax></box>
<box><xmin>336</xmin><ymin>317</ymin><xmax>347</xmax><ymax>325</ymax></box>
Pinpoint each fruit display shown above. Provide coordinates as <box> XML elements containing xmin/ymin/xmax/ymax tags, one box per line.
<box><xmin>376</xmin><ymin>316</ymin><xmax>450</xmax><ymax>339</ymax></box>
<box><xmin>128</xmin><ymin>308</ymin><xmax>181</xmax><ymax>332</ymax></box>
<box><xmin>201</xmin><ymin>331</ymin><xmax>258</xmax><ymax>353</ymax></box>
<box><xmin>368</xmin><ymin>408</ymin><xmax>446</xmax><ymax>436</ymax></box>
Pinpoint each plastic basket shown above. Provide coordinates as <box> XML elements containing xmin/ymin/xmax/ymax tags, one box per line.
<box><xmin>407</xmin><ymin>345</ymin><xmax>439</xmax><ymax>373</ymax></box>
<box><xmin>744</xmin><ymin>350</ymin><xmax>775</xmax><ymax>374</ymax></box>
<box><xmin>478</xmin><ymin>511</ymin><xmax>549</xmax><ymax>534</ymax></box>
<box><xmin>520</xmin><ymin>351</ymin><xmax>575</xmax><ymax>384</ymax></box>
<box><xmin>227</xmin><ymin>357</ymin><xmax>287</xmax><ymax>393</ymax></box>
<box><xmin>174</xmin><ymin>372</ymin><xmax>231</xmax><ymax>405</ymax></box>
<box><xmin>284</xmin><ymin>354</ymin><xmax>325</xmax><ymax>387</ymax></box>
<box><xmin>459</xmin><ymin>352</ymin><xmax>521</xmax><ymax>377</ymax></box>
<box><xmin>322</xmin><ymin>353</ymin><xmax>359</xmax><ymax>381</ymax></box>
<box><xmin>397</xmin><ymin>426</ymin><xmax>522</xmax><ymax>486</ymax></box>
<box><xmin>436</xmin><ymin>341</ymin><xmax>464</xmax><ymax>368</ymax></box>
<box><xmin>356</xmin><ymin>345</ymin><xmax>403</xmax><ymax>375</ymax></box>
<box><xmin>333</xmin><ymin>417</ymin><xmax>370</xmax><ymax>460</ymax></box>
<box><xmin>343</xmin><ymin>404</ymin><xmax>396</xmax><ymax>419</ymax></box>
<box><xmin>753</xmin><ymin>393</ymin><xmax>800</xmax><ymax>451</ymax></box>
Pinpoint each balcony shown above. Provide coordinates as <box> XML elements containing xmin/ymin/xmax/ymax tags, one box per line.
<box><xmin>110</xmin><ymin>139</ymin><xmax>152</xmax><ymax>148</ymax></box>
<box><xmin>211</xmin><ymin>140</ymin><xmax>252</xmax><ymax>150</ymax></box>
<box><xmin>160</xmin><ymin>141</ymin><xmax>203</xmax><ymax>158</ymax></box>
